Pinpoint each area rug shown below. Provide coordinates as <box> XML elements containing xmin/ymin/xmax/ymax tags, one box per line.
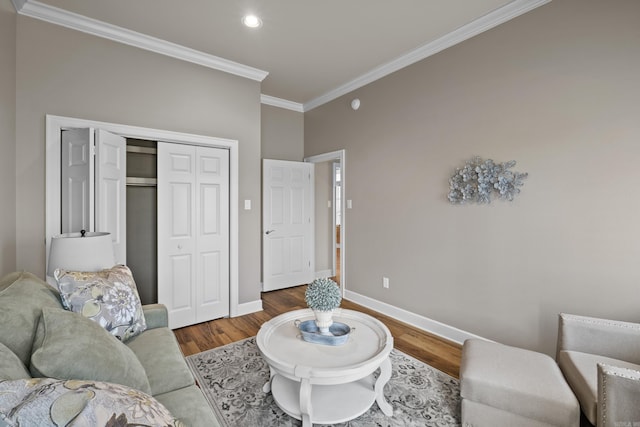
<box><xmin>186</xmin><ymin>337</ymin><xmax>461</xmax><ymax>426</ymax></box>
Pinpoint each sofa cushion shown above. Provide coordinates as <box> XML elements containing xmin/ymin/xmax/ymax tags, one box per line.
<box><xmin>460</xmin><ymin>339</ymin><xmax>578</xmax><ymax>427</ymax></box>
<box><xmin>0</xmin><ymin>378</ymin><xmax>184</xmax><ymax>427</ymax></box>
<box><xmin>0</xmin><ymin>271</ymin><xmax>63</xmax><ymax>365</ymax></box>
<box><xmin>30</xmin><ymin>307</ymin><xmax>151</xmax><ymax>395</ymax></box>
<box><xmin>155</xmin><ymin>385</ymin><xmax>220</xmax><ymax>427</ymax></box>
<box><xmin>558</xmin><ymin>350</ymin><xmax>640</xmax><ymax>424</ymax></box>
<box><xmin>0</xmin><ymin>342</ymin><xmax>31</xmax><ymax>380</ymax></box>
<box><xmin>126</xmin><ymin>327</ymin><xmax>194</xmax><ymax>396</ymax></box>
<box><xmin>54</xmin><ymin>265</ymin><xmax>147</xmax><ymax>341</ymax></box>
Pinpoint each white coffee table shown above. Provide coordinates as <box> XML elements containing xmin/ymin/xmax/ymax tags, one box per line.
<box><xmin>256</xmin><ymin>308</ymin><xmax>394</xmax><ymax>426</ymax></box>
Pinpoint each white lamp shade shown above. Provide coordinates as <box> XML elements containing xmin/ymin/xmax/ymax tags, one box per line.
<box><xmin>47</xmin><ymin>232</ymin><xmax>116</xmax><ymax>277</ymax></box>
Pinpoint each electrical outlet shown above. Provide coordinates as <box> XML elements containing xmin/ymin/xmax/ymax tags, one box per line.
<box><xmin>383</xmin><ymin>277</ymin><xmax>389</xmax><ymax>289</ymax></box>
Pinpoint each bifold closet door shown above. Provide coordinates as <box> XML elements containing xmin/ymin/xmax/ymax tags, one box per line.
<box><xmin>157</xmin><ymin>142</ymin><xmax>230</xmax><ymax>329</ymax></box>
<box><xmin>60</xmin><ymin>128</ymin><xmax>127</xmax><ymax>264</ymax></box>
<box><xmin>95</xmin><ymin>129</ymin><xmax>127</xmax><ymax>264</ymax></box>
<box><xmin>61</xmin><ymin>128</ymin><xmax>95</xmax><ymax>234</ymax></box>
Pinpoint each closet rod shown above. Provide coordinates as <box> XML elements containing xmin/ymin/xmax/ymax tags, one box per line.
<box><xmin>127</xmin><ymin>177</ymin><xmax>157</xmax><ymax>187</ymax></box>
<box><xmin>127</xmin><ymin>145</ymin><xmax>157</xmax><ymax>155</ymax></box>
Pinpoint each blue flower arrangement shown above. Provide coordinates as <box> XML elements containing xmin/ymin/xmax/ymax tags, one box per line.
<box><xmin>448</xmin><ymin>156</ymin><xmax>528</xmax><ymax>204</ymax></box>
<box><xmin>305</xmin><ymin>278</ymin><xmax>342</xmax><ymax>312</ymax></box>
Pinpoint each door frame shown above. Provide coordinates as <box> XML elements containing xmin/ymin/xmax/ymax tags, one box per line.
<box><xmin>304</xmin><ymin>149</ymin><xmax>346</xmax><ymax>296</ymax></box>
<box><xmin>45</xmin><ymin>114</ymin><xmax>241</xmax><ymax>317</ymax></box>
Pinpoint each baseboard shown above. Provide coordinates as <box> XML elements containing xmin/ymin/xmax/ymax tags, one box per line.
<box><xmin>344</xmin><ymin>290</ymin><xmax>490</xmax><ymax>345</ymax></box>
<box><xmin>315</xmin><ymin>269</ymin><xmax>333</xmax><ymax>279</ymax></box>
<box><xmin>235</xmin><ymin>299</ymin><xmax>263</xmax><ymax>317</ymax></box>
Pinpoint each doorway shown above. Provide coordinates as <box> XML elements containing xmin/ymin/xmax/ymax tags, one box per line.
<box><xmin>305</xmin><ymin>150</ymin><xmax>346</xmax><ymax>293</ymax></box>
<box><xmin>333</xmin><ymin>162</ymin><xmax>342</xmax><ymax>284</ymax></box>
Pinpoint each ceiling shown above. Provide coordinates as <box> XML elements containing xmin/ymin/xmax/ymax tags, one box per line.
<box><xmin>15</xmin><ymin>0</ymin><xmax>548</xmax><ymax>110</ymax></box>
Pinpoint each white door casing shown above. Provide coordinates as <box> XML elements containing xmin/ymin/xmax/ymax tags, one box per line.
<box><xmin>95</xmin><ymin>129</ymin><xmax>127</xmax><ymax>264</ymax></box>
<box><xmin>61</xmin><ymin>128</ymin><xmax>95</xmax><ymax>234</ymax></box>
<box><xmin>263</xmin><ymin>159</ymin><xmax>315</xmax><ymax>292</ymax></box>
<box><xmin>158</xmin><ymin>142</ymin><xmax>230</xmax><ymax>328</ymax></box>
<box><xmin>304</xmin><ymin>149</ymin><xmax>347</xmax><ymax>295</ymax></box>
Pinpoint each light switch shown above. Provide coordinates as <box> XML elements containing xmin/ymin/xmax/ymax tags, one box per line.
<box><xmin>328</xmin><ymin>200</ymin><xmax>332</xmax><ymax>208</ymax></box>
<box><xmin>347</xmin><ymin>200</ymin><xmax>353</xmax><ymax>209</ymax></box>
<box><xmin>244</xmin><ymin>200</ymin><xmax>251</xmax><ymax>210</ymax></box>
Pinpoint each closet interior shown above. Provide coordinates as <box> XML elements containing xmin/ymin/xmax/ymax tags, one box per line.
<box><xmin>126</xmin><ymin>138</ymin><xmax>157</xmax><ymax>305</ymax></box>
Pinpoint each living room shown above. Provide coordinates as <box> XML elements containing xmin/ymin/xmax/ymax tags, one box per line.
<box><xmin>1</xmin><ymin>0</ymin><xmax>639</xmax><ymax>424</ymax></box>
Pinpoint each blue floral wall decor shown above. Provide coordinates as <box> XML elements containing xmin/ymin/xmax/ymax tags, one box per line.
<box><xmin>448</xmin><ymin>157</ymin><xmax>528</xmax><ymax>204</ymax></box>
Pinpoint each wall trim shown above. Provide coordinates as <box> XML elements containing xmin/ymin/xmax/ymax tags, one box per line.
<box><xmin>14</xmin><ymin>0</ymin><xmax>550</xmax><ymax>111</ymax></box>
<box><xmin>303</xmin><ymin>0</ymin><xmax>551</xmax><ymax>111</ymax></box>
<box><xmin>14</xmin><ymin>0</ymin><xmax>269</xmax><ymax>82</ymax></box>
<box><xmin>13</xmin><ymin>0</ymin><xmax>550</xmax><ymax>112</ymax></box>
<box><xmin>236</xmin><ymin>299</ymin><xmax>264</xmax><ymax>317</ymax></box>
<box><xmin>344</xmin><ymin>290</ymin><xmax>490</xmax><ymax>345</ymax></box>
<box><xmin>261</xmin><ymin>95</ymin><xmax>304</xmax><ymax>113</ymax></box>
<box><xmin>11</xmin><ymin>0</ymin><xmax>27</xmax><ymax>11</ymax></box>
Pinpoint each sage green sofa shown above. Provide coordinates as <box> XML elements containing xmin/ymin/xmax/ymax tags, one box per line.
<box><xmin>0</xmin><ymin>271</ymin><xmax>219</xmax><ymax>426</ymax></box>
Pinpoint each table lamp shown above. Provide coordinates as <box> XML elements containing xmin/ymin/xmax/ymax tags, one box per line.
<box><xmin>47</xmin><ymin>230</ymin><xmax>116</xmax><ymax>278</ymax></box>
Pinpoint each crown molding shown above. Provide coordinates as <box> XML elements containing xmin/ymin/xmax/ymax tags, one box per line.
<box><xmin>15</xmin><ymin>0</ymin><xmax>269</xmax><ymax>82</ymax></box>
<box><xmin>11</xmin><ymin>0</ymin><xmax>27</xmax><ymax>11</ymax></box>
<box><xmin>260</xmin><ymin>94</ymin><xmax>304</xmax><ymax>113</ymax></box>
<box><xmin>14</xmin><ymin>0</ymin><xmax>550</xmax><ymax>112</ymax></box>
<box><xmin>304</xmin><ymin>0</ymin><xmax>551</xmax><ymax>111</ymax></box>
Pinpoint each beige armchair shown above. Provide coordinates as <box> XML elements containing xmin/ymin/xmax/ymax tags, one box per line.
<box><xmin>556</xmin><ymin>313</ymin><xmax>640</xmax><ymax>427</ymax></box>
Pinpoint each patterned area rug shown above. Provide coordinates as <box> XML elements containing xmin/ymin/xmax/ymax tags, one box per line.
<box><xmin>186</xmin><ymin>337</ymin><xmax>461</xmax><ymax>426</ymax></box>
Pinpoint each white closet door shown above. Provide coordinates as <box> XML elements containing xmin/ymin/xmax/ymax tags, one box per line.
<box><xmin>158</xmin><ymin>142</ymin><xmax>197</xmax><ymax>328</ymax></box>
<box><xmin>158</xmin><ymin>142</ymin><xmax>230</xmax><ymax>329</ymax></box>
<box><xmin>195</xmin><ymin>146</ymin><xmax>229</xmax><ymax>322</ymax></box>
<box><xmin>95</xmin><ymin>129</ymin><xmax>127</xmax><ymax>264</ymax></box>
<box><xmin>61</xmin><ymin>128</ymin><xmax>95</xmax><ymax>234</ymax></box>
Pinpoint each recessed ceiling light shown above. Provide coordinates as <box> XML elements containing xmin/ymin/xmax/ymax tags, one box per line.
<box><xmin>242</xmin><ymin>15</ymin><xmax>262</xmax><ymax>28</ymax></box>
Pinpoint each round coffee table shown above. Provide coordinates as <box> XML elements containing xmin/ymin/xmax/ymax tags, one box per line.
<box><xmin>256</xmin><ymin>308</ymin><xmax>394</xmax><ymax>426</ymax></box>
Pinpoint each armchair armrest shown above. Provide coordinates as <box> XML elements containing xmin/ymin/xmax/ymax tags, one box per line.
<box><xmin>557</xmin><ymin>313</ymin><xmax>640</xmax><ymax>364</ymax></box>
<box><xmin>598</xmin><ymin>363</ymin><xmax>640</xmax><ymax>427</ymax></box>
<box><xmin>142</xmin><ymin>303</ymin><xmax>168</xmax><ymax>329</ymax></box>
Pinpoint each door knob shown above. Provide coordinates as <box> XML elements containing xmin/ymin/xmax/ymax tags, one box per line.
<box><xmin>265</xmin><ymin>230</ymin><xmax>275</xmax><ymax>235</ymax></box>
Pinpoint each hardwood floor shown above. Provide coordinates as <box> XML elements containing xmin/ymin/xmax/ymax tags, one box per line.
<box><xmin>173</xmin><ymin>285</ymin><xmax>462</xmax><ymax>378</ymax></box>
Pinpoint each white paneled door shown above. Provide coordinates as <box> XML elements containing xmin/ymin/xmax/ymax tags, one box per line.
<box><xmin>95</xmin><ymin>129</ymin><xmax>127</xmax><ymax>264</ymax></box>
<box><xmin>61</xmin><ymin>128</ymin><xmax>95</xmax><ymax>234</ymax></box>
<box><xmin>262</xmin><ymin>159</ymin><xmax>314</xmax><ymax>292</ymax></box>
<box><xmin>195</xmin><ymin>146</ymin><xmax>229</xmax><ymax>324</ymax></box>
<box><xmin>60</xmin><ymin>128</ymin><xmax>126</xmax><ymax>264</ymax></box>
<box><xmin>157</xmin><ymin>142</ymin><xmax>230</xmax><ymax>329</ymax></box>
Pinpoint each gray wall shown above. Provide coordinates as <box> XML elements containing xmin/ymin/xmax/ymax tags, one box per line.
<box><xmin>0</xmin><ymin>0</ymin><xmax>16</xmax><ymax>275</ymax></box>
<box><xmin>305</xmin><ymin>0</ymin><xmax>640</xmax><ymax>355</ymax></box>
<box><xmin>15</xmin><ymin>16</ymin><xmax>262</xmax><ymax>304</ymax></box>
<box><xmin>261</xmin><ymin>104</ymin><xmax>304</xmax><ymax>161</ymax></box>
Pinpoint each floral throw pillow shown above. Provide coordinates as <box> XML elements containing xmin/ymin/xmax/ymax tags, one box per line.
<box><xmin>54</xmin><ymin>265</ymin><xmax>147</xmax><ymax>341</ymax></box>
<box><xmin>0</xmin><ymin>378</ymin><xmax>184</xmax><ymax>427</ymax></box>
